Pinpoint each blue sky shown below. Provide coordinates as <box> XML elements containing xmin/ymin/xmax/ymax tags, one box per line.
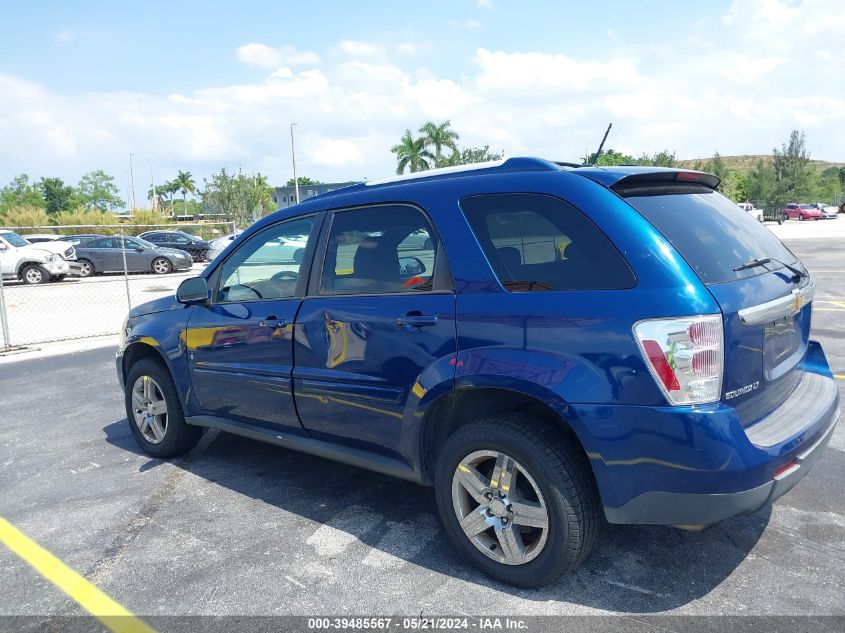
<box><xmin>1</xmin><ymin>0</ymin><xmax>842</xmax><ymax>193</ymax></box>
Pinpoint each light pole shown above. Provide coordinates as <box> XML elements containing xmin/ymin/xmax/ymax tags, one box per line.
<box><xmin>290</xmin><ymin>123</ymin><xmax>300</xmax><ymax>204</ymax></box>
<box><xmin>150</xmin><ymin>168</ymin><xmax>157</xmax><ymax>213</ymax></box>
<box><xmin>128</xmin><ymin>153</ymin><xmax>137</xmax><ymax>211</ymax></box>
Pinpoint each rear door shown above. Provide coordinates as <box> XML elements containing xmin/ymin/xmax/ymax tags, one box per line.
<box><xmin>292</xmin><ymin>203</ymin><xmax>456</xmax><ymax>458</ymax></box>
<box><xmin>185</xmin><ymin>214</ymin><xmax>319</xmax><ymax>432</ymax></box>
<box><xmin>623</xmin><ymin>184</ymin><xmax>811</xmax><ymax>426</ymax></box>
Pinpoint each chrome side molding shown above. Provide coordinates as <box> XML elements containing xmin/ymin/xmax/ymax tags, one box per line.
<box><xmin>738</xmin><ymin>282</ymin><xmax>815</xmax><ymax>326</ymax></box>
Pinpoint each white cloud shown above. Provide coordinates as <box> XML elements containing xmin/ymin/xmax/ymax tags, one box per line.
<box><xmin>235</xmin><ymin>43</ymin><xmax>321</xmax><ymax>67</ymax></box>
<box><xmin>477</xmin><ymin>0</ymin><xmax>493</xmax><ymax>8</ymax></box>
<box><xmin>3</xmin><ymin>9</ymin><xmax>845</xmax><ymax>188</ymax></box>
<box><xmin>449</xmin><ymin>19</ymin><xmax>481</xmax><ymax>29</ymax></box>
<box><xmin>339</xmin><ymin>40</ymin><xmax>379</xmax><ymax>57</ymax></box>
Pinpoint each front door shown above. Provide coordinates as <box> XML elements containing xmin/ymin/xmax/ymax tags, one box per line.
<box><xmin>186</xmin><ymin>215</ymin><xmax>318</xmax><ymax>432</ymax></box>
<box><xmin>293</xmin><ymin>204</ymin><xmax>456</xmax><ymax>459</ymax></box>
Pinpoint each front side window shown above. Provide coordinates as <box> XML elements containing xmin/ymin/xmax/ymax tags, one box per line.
<box><xmin>460</xmin><ymin>193</ymin><xmax>635</xmax><ymax>291</ymax></box>
<box><xmin>216</xmin><ymin>216</ymin><xmax>314</xmax><ymax>303</ymax></box>
<box><xmin>320</xmin><ymin>205</ymin><xmax>438</xmax><ymax>295</ymax></box>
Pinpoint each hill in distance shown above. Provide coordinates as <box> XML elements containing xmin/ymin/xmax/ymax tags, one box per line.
<box><xmin>678</xmin><ymin>154</ymin><xmax>845</xmax><ymax>175</ymax></box>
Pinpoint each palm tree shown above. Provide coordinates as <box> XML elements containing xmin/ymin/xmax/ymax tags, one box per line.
<box><xmin>419</xmin><ymin>120</ymin><xmax>459</xmax><ymax>167</ymax></box>
<box><xmin>173</xmin><ymin>170</ymin><xmax>197</xmax><ymax>216</ymax></box>
<box><xmin>391</xmin><ymin>130</ymin><xmax>434</xmax><ymax>175</ymax></box>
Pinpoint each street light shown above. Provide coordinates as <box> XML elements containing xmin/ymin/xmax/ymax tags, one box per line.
<box><xmin>128</xmin><ymin>153</ymin><xmax>137</xmax><ymax>211</ymax></box>
<box><xmin>290</xmin><ymin>123</ymin><xmax>300</xmax><ymax>204</ymax></box>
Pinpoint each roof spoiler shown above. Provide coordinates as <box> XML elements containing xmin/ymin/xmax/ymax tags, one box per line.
<box><xmin>610</xmin><ymin>170</ymin><xmax>720</xmax><ymax>192</ymax></box>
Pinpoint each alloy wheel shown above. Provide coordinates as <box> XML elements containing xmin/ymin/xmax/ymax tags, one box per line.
<box><xmin>153</xmin><ymin>258</ymin><xmax>171</xmax><ymax>274</ymax></box>
<box><xmin>451</xmin><ymin>450</ymin><xmax>549</xmax><ymax>566</ymax></box>
<box><xmin>131</xmin><ymin>375</ymin><xmax>168</xmax><ymax>444</ymax></box>
<box><xmin>24</xmin><ymin>267</ymin><xmax>43</xmax><ymax>284</ymax></box>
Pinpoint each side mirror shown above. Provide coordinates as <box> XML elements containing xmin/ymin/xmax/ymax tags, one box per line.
<box><xmin>399</xmin><ymin>256</ymin><xmax>426</xmax><ymax>277</ymax></box>
<box><xmin>135</xmin><ymin>246</ymin><xmax>145</xmax><ymax>252</ymax></box>
<box><xmin>177</xmin><ymin>276</ymin><xmax>209</xmax><ymax>304</ymax></box>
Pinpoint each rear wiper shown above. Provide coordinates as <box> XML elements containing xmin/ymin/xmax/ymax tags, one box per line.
<box><xmin>734</xmin><ymin>257</ymin><xmax>807</xmax><ymax>280</ymax></box>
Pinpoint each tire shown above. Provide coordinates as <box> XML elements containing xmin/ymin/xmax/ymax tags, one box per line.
<box><xmin>198</xmin><ymin>249</ymin><xmax>209</xmax><ymax>262</ymax></box>
<box><xmin>434</xmin><ymin>413</ymin><xmax>601</xmax><ymax>587</ymax></box>
<box><xmin>152</xmin><ymin>257</ymin><xmax>172</xmax><ymax>274</ymax></box>
<box><xmin>778</xmin><ymin>216</ymin><xmax>784</xmax><ymax>225</ymax></box>
<box><xmin>292</xmin><ymin>248</ymin><xmax>305</xmax><ymax>264</ymax></box>
<box><xmin>77</xmin><ymin>259</ymin><xmax>94</xmax><ymax>277</ymax></box>
<box><xmin>124</xmin><ymin>358</ymin><xmax>203</xmax><ymax>458</ymax></box>
<box><xmin>799</xmin><ymin>213</ymin><xmax>804</xmax><ymax>221</ymax></box>
<box><xmin>21</xmin><ymin>264</ymin><xmax>50</xmax><ymax>285</ymax></box>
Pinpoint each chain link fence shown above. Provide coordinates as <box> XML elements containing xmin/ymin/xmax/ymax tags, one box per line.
<box><xmin>0</xmin><ymin>222</ymin><xmax>235</xmax><ymax>351</ymax></box>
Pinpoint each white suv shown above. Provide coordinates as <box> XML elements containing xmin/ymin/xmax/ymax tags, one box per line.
<box><xmin>0</xmin><ymin>230</ymin><xmax>75</xmax><ymax>284</ymax></box>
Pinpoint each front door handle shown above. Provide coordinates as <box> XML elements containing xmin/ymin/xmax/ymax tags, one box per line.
<box><xmin>259</xmin><ymin>317</ymin><xmax>288</xmax><ymax>329</ymax></box>
<box><xmin>396</xmin><ymin>314</ymin><xmax>438</xmax><ymax>330</ymax></box>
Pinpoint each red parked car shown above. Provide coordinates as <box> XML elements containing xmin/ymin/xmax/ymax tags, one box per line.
<box><xmin>783</xmin><ymin>203</ymin><xmax>824</xmax><ymax>221</ymax></box>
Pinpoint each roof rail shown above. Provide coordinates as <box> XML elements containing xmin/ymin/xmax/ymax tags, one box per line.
<box><xmin>362</xmin><ymin>156</ymin><xmax>560</xmax><ymax>187</ymax></box>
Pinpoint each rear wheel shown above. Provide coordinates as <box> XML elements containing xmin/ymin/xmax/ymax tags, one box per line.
<box><xmin>434</xmin><ymin>413</ymin><xmax>601</xmax><ymax>587</ymax></box>
<box><xmin>799</xmin><ymin>213</ymin><xmax>805</xmax><ymax>221</ymax></box>
<box><xmin>124</xmin><ymin>358</ymin><xmax>203</xmax><ymax>457</ymax></box>
<box><xmin>152</xmin><ymin>257</ymin><xmax>172</xmax><ymax>274</ymax></box>
<box><xmin>21</xmin><ymin>264</ymin><xmax>49</xmax><ymax>285</ymax></box>
<box><xmin>77</xmin><ymin>259</ymin><xmax>94</xmax><ymax>277</ymax></box>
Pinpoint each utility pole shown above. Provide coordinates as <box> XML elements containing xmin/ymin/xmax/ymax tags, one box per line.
<box><xmin>290</xmin><ymin>123</ymin><xmax>300</xmax><ymax>204</ymax></box>
<box><xmin>128</xmin><ymin>153</ymin><xmax>137</xmax><ymax>210</ymax></box>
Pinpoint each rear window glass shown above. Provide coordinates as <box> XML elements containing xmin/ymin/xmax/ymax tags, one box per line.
<box><xmin>624</xmin><ymin>187</ymin><xmax>798</xmax><ymax>285</ymax></box>
<box><xmin>460</xmin><ymin>193</ymin><xmax>635</xmax><ymax>291</ymax></box>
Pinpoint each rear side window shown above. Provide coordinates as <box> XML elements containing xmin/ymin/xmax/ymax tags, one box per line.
<box><xmin>624</xmin><ymin>187</ymin><xmax>798</xmax><ymax>285</ymax></box>
<box><xmin>460</xmin><ymin>193</ymin><xmax>635</xmax><ymax>291</ymax></box>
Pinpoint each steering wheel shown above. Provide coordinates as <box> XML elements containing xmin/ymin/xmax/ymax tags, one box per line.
<box><xmin>271</xmin><ymin>270</ymin><xmax>299</xmax><ymax>281</ymax></box>
<box><xmin>226</xmin><ymin>283</ymin><xmax>262</xmax><ymax>300</ymax></box>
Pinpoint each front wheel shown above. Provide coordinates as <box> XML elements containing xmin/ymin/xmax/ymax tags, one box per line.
<box><xmin>77</xmin><ymin>259</ymin><xmax>94</xmax><ymax>277</ymax></box>
<box><xmin>434</xmin><ymin>414</ymin><xmax>601</xmax><ymax>587</ymax></box>
<box><xmin>152</xmin><ymin>257</ymin><xmax>172</xmax><ymax>274</ymax></box>
<box><xmin>21</xmin><ymin>264</ymin><xmax>49</xmax><ymax>285</ymax></box>
<box><xmin>799</xmin><ymin>213</ymin><xmax>805</xmax><ymax>221</ymax></box>
<box><xmin>124</xmin><ymin>359</ymin><xmax>203</xmax><ymax>457</ymax></box>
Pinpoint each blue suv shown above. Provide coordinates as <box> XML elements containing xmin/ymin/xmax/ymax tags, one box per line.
<box><xmin>117</xmin><ymin>158</ymin><xmax>839</xmax><ymax>587</ymax></box>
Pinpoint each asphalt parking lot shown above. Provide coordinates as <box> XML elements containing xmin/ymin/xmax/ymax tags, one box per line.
<box><xmin>0</xmin><ymin>237</ymin><xmax>843</xmax><ymax>628</ymax></box>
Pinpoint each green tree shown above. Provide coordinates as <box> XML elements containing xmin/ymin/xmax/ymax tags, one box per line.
<box><xmin>39</xmin><ymin>177</ymin><xmax>76</xmax><ymax>215</ymax></box>
<box><xmin>772</xmin><ymin>129</ymin><xmax>812</xmax><ymax>203</ymax></box>
<box><xmin>286</xmin><ymin>176</ymin><xmax>321</xmax><ymax>186</ymax></box>
<box><xmin>637</xmin><ymin>150</ymin><xmax>677</xmax><ymax>167</ymax></box>
<box><xmin>419</xmin><ymin>121</ymin><xmax>460</xmax><ymax>167</ymax></box>
<box><xmin>202</xmin><ymin>169</ymin><xmax>273</xmax><ymax>228</ymax></box>
<box><xmin>444</xmin><ymin>145</ymin><xmax>504</xmax><ymax>166</ymax></box>
<box><xmin>582</xmin><ymin>148</ymin><xmax>636</xmax><ymax>166</ymax></box>
<box><xmin>719</xmin><ymin>171</ymin><xmax>749</xmax><ymax>202</ymax></box>
<box><xmin>391</xmin><ymin>129</ymin><xmax>434</xmax><ymax>174</ymax></box>
<box><xmin>76</xmin><ymin>170</ymin><xmax>124</xmax><ymax>211</ymax></box>
<box><xmin>0</xmin><ymin>174</ymin><xmax>46</xmax><ymax>214</ymax></box>
<box><xmin>173</xmin><ymin>170</ymin><xmax>197</xmax><ymax>216</ymax></box>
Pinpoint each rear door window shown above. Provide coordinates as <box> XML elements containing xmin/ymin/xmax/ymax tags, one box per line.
<box><xmin>624</xmin><ymin>187</ymin><xmax>798</xmax><ymax>285</ymax></box>
<box><xmin>460</xmin><ymin>193</ymin><xmax>635</xmax><ymax>291</ymax></box>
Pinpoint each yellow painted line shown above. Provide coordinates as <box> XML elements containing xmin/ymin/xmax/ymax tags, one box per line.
<box><xmin>834</xmin><ymin>374</ymin><xmax>845</xmax><ymax>381</ymax></box>
<box><xmin>0</xmin><ymin>517</ymin><xmax>155</xmax><ymax>633</ymax></box>
<box><xmin>813</xmin><ymin>308</ymin><xmax>845</xmax><ymax>312</ymax></box>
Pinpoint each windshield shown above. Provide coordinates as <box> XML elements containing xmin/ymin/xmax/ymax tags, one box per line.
<box><xmin>127</xmin><ymin>237</ymin><xmax>157</xmax><ymax>249</ymax></box>
<box><xmin>0</xmin><ymin>231</ymin><xmax>31</xmax><ymax>247</ymax></box>
<box><xmin>624</xmin><ymin>187</ymin><xmax>798</xmax><ymax>285</ymax></box>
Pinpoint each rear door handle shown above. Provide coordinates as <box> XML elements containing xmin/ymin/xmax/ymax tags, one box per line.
<box><xmin>259</xmin><ymin>318</ymin><xmax>288</xmax><ymax>329</ymax></box>
<box><xmin>396</xmin><ymin>315</ymin><xmax>438</xmax><ymax>329</ymax></box>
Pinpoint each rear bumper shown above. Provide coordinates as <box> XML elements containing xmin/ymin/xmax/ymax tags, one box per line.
<box><xmin>604</xmin><ymin>408</ymin><xmax>838</xmax><ymax>525</ymax></box>
<box><xmin>66</xmin><ymin>262</ymin><xmax>84</xmax><ymax>277</ymax></box>
<box><xmin>584</xmin><ymin>344</ymin><xmax>839</xmax><ymax>526</ymax></box>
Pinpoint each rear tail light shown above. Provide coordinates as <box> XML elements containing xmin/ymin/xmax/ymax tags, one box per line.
<box><xmin>634</xmin><ymin>315</ymin><xmax>723</xmax><ymax>405</ymax></box>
